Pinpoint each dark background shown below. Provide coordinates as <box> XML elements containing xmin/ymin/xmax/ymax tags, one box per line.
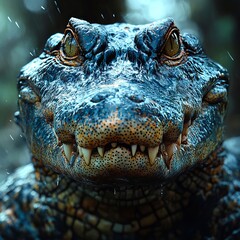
<box><xmin>0</xmin><ymin>0</ymin><xmax>239</xmax><ymax>181</ymax></box>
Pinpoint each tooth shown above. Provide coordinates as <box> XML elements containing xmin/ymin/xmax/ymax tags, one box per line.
<box><xmin>182</xmin><ymin>127</ymin><xmax>189</xmax><ymax>137</ymax></box>
<box><xmin>131</xmin><ymin>145</ymin><xmax>137</xmax><ymax>156</ymax></box>
<box><xmin>162</xmin><ymin>151</ymin><xmax>170</xmax><ymax>169</ymax></box>
<box><xmin>177</xmin><ymin>134</ymin><xmax>182</xmax><ymax>147</ymax></box>
<box><xmin>63</xmin><ymin>143</ymin><xmax>73</xmax><ymax>162</ymax></box>
<box><xmin>182</xmin><ymin>120</ymin><xmax>191</xmax><ymax>144</ymax></box>
<box><xmin>162</xmin><ymin>151</ymin><xmax>169</xmax><ymax>162</ymax></box>
<box><xmin>148</xmin><ymin>146</ymin><xmax>159</xmax><ymax>165</ymax></box>
<box><xmin>111</xmin><ymin>142</ymin><xmax>117</xmax><ymax>148</ymax></box>
<box><xmin>78</xmin><ymin>146</ymin><xmax>83</xmax><ymax>157</ymax></box>
<box><xmin>81</xmin><ymin>147</ymin><xmax>92</xmax><ymax>165</ymax></box>
<box><xmin>166</xmin><ymin>143</ymin><xmax>178</xmax><ymax>159</ymax></box>
<box><xmin>161</xmin><ymin>143</ymin><xmax>169</xmax><ymax>167</ymax></box>
<box><xmin>188</xmin><ymin>119</ymin><xmax>192</xmax><ymax>126</ymax></box>
<box><xmin>162</xmin><ymin>143</ymin><xmax>178</xmax><ymax>170</ymax></box>
<box><xmin>140</xmin><ymin>145</ymin><xmax>146</xmax><ymax>152</ymax></box>
<box><xmin>52</xmin><ymin>128</ymin><xmax>60</xmax><ymax>145</ymax></box>
<box><xmin>97</xmin><ymin>147</ymin><xmax>105</xmax><ymax>157</ymax></box>
<box><xmin>182</xmin><ymin>120</ymin><xmax>191</xmax><ymax>136</ymax></box>
<box><xmin>183</xmin><ymin>123</ymin><xmax>189</xmax><ymax>132</ymax></box>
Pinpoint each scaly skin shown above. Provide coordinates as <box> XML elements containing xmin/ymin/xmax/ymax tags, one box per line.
<box><xmin>1</xmin><ymin>18</ymin><xmax>240</xmax><ymax>239</ymax></box>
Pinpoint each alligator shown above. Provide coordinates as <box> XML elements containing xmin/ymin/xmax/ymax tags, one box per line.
<box><xmin>0</xmin><ymin>17</ymin><xmax>240</xmax><ymax>239</ymax></box>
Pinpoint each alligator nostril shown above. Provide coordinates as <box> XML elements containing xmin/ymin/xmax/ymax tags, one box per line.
<box><xmin>91</xmin><ymin>93</ymin><xmax>110</xmax><ymax>103</ymax></box>
<box><xmin>128</xmin><ymin>94</ymin><xmax>145</xmax><ymax>103</ymax></box>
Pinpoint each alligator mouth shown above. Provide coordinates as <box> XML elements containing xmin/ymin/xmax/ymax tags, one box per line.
<box><xmin>26</xmin><ymin>73</ymin><xmax>227</xmax><ymax>184</ymax></box>
<box><xmin>59</xmin><ymin>118</ymin><xmax>192</xmax><ymax>170</ymax></box>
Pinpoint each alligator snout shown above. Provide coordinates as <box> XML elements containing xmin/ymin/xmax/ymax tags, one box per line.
<box><xmin>52</xmin><ymin>83</ymin><xmax>195</xmax><ymax>170</ymax></box>
<box><xmin>90</xmin><ymin>91</ymin><xmax>145</xmax><ymax>104</ymax></box>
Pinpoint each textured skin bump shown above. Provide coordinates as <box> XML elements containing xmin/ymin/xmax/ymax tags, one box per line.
<box><xmin>1</xmin><ymin>18</ymin><xmax>240</xmax><ymax>239</ymax></box>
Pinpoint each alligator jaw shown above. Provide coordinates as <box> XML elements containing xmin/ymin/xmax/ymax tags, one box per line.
<box><xmin>60</xmin><ymin>118</ymin><xmax>192</xmax><ymax>169</ymax></box>
<box><xmin>63</xmin><ymin>143</ymin><xmax>177</xmax><ymax>168</ymax></box>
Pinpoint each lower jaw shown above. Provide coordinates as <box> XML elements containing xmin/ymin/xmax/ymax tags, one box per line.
<box><xmin>36</xmin><ymin>144</ymin><xmax>193</xmax><ymax>185</ymax></box>
<box><xmin>36</xmin><ymin>134</ymin><xmax>221</xmax><ymax>186</ymax></box>
<box><xmin>69</xmin><ymin>148</ymin><xmax>177</xmax><ymax>184</ymax></box>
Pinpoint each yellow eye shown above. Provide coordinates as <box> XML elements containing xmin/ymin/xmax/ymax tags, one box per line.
<box><xmin>163</xmin><ymin>31</ymin><xmax>180</xmax><ymax>57</ymax></box>
<box><xmin>62</xmin><ymin>31</ymin><xmax>80</xmax><ymax>58</ymax></box>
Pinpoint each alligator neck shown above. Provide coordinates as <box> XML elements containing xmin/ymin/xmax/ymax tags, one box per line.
<box><xmin>32</xmin><ymin>147</ymin><xmax>225</xmax><ymax>238</ymax></box>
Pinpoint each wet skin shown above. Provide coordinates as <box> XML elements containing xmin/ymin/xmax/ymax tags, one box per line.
<box><xmin>2</xmin><ymin>18</ymin><xmax>240</xmax><ymax>240</ymax></box>
<box><xmin>17</xmin><ymin>17</ymin><xmax>228</xmax><ymax>184</ymax></box>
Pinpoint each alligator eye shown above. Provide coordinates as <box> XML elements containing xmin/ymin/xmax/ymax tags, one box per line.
<box><xmin>62</xmin><ymin>30</ymin><xmax>80</xmax><ymax>58</ymax></box>
<box><xmin>163</xmin><ymin>30</ymin><xmax>180</xmax><ymax>57</ymax></box>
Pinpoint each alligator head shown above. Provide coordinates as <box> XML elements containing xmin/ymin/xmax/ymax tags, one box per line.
<box><xmin>16</xmin><ymin>18</ymin><xmax>229</xmax><ymax>185</ymax></box>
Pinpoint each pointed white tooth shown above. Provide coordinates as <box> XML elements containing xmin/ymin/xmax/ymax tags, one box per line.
<box><xmin>188</xmin><ymin>119</ymin><xmax>192</xmax><ymax>126</ymax></box>
<box><xmin>161</xmin><ymin>143</ymin><xmax>169</xmax><ymax>165</ymax></box>
<box><xmin>148</xmin><ymin>146</ymin><xmax>159</xmax><ymax>165</ymax></box>
<box><xmin>52</xmin><ymin>128</ymin><xmax>60</xmax><ymax>144</ymax></box>
<box><xmin>166</xmin><ymin>143</ymin><xmax>178</xmax><ymax>160</ymax></box>
<box><xmin>78</xmin><ymin>146</ymin><xmax>83</xmax><ymax>157</ymax></box>
<box><xmin>97</xmin><ymin>147</ymin><xmax>105</xmax><ymax>157</ymax></box>
<box><xmin>131</xmin><ymin>145</ymin><xmax>137</xmax><ymax>156</ymax></box>
<box><xmin>82</xmin><ymin>147</ymin><xmax>92</xmax><ymax>165</ymax></box>
<box><xmin>63</xmin><ymin>143</ymin><xmax>73</xmax><ymax>162</ymax></box>
<box><xmin>111</xmin><ymin>142</ymin><xmax>117</xmax><ymax>148</ymax></box>
<box><xmin>140</xmin><ymin>145</ymin><xmax>146</xmax><ymax>152</ymax></box>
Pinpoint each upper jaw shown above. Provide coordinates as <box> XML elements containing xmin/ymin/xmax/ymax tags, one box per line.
<box><xmin>57</xmin><ymin>114</ymin><xmax>194</xmax><ymax>174</ymax></box>
<box><xmin>21</xmin><ymin>73</ymin><xmax>227</xmax><ymax>185</ymax></box>
<box><xmin>34</xmin><ymin>93</ymin><xmax>225</xmax><ymax>185</ymax></box>
<box><xmin>61</xmin><ymin>118</ymin><xmax>192</xmax><ymax>167</ymax></box>
<box><xmin>26</xmin><ymin>102</ymin><xmax>224</xmax><ymax>186</ymax></box>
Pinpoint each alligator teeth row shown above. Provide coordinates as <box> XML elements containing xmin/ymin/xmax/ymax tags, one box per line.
<box><xmin>62</xmin><ymin>142</ymin><xmax>179</xmax><ymax>169</ymax></box>
<box><xmin>61</xmin><ymin>119</ymin><xmax>192</xmax><ymax>168</ymax></box>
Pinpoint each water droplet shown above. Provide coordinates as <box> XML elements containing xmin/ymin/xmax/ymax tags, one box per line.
<box><xmin>9</xmin><ymin>135</ymin><xmax>14</xmax><ymax>141</ymax></box>
<box><xmin>15</xmin><ymin>21</ymin><xmax>20</xmax><ymax>28</ymax></box>
<box><xmin>20</xmin><ymin>134</ymin><xmax>23</xmax><ymax>138</ymax></box>
<box><xmin>7</xmin><ymin>16</ymin><xmax>12</xmax><ymax>22</ymax></box>
<box><xmin>114</xmin><ymin>188</ymin><xmax>117</xmax><ymax>195</ymax></box>
<box><xmin>54</xmin><ymin>1</ymin><xmax>61</xmax><ymax>13</ymax></box>
<box><xmin>158</xmin><ymin>184</ymin><xmax>164</xmax><ymax>197</ymax></box>
<box><xmin>41</xmin><ymin>6</ymin><xmax>45</xmax><ymax>10</ymax></box>
<box><xmin>56</xmin><ymin>175</ymin><xmax>60</xmax><ymax>186</ymax></box>
<box><xmin>101</xmin><ymin>14</ymin><xmax>104</xmax><ymax>19</ymax></box>
<box><xmin>30</xmin><ymin>52</ymin><xmax>33</xmax><ymax>56</ymax></box>
<box><xmin>227</xmin><ymin>51</ymin><xmax>234</xmax><ymax>61</ymax></box>
<box><xmin>56</xmin><ymin>7</ymin><xmax>61</xmax><ymax>13</ymax></box>
<box><xmin>113</xmin><ymin>14</ymin><xmax>115</xmax><ymax>18</ymax></box>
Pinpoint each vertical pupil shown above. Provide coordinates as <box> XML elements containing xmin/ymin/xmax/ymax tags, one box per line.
<box><xmin>162</xmin><ymin>31</ymin><xmax>180</xmax><ymax>57</ymax></box>
<box><xmin>63</xmin><ymin>32</ymin><xmax>78</xmax><ymax>57</ymax></box>
<box><xmin>170</xmin><ymin>33</ymin><xmax>178</xmax><ymax>50</ymax></box>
